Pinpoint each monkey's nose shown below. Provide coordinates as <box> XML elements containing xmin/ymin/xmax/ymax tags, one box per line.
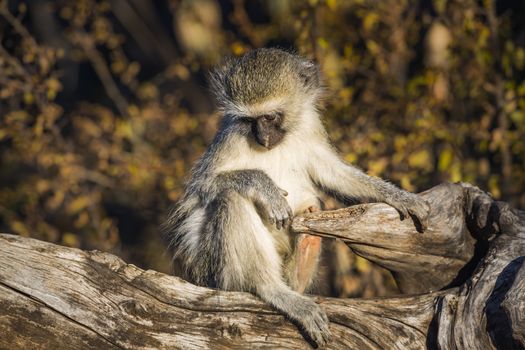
<box><xmin>255</xmin><ymin>133</ymin><xmax>272</xmax><ymax>149</ymax></box>
<box><xmin>262</xmin><ymin>135</ymin><xmax>271</xmax><ymax>148</ymax></box>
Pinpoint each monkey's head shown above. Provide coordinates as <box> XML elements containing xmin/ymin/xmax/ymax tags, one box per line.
<box><xmin>209</xmin><ymin>48</ymin><xmax>323</xmax><ymax>149</ymax></box>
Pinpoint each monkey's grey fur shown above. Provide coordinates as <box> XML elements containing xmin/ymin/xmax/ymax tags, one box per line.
<box><xmin>163</xmin><ymin>48</ymin><xmax>430</xmax><ymax>346</ymax></box>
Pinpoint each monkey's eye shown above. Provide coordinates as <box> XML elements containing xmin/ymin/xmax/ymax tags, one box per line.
<box><xmin>238</xmin><ymin>116</ymin><xmax>253</xmax><ymax>123</ymax></box>
<box><xmin>263</xmin><ymin>114</ymin><xmax>276</xmax><ymax>121</ymax></box>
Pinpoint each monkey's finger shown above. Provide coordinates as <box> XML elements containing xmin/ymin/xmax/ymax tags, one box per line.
<box><xmin>411</xmin><ymin>213</ymin><xmax>428</xmax><ymax>232</ymax></box>
<box><xmin>279</xmin><ymin>188</ymin><xmax>288</xmax><ymax>197</ymax></box>
<box><xmin>282</xmin><ymin>204</ymin><xmax>292</xmax><ymax>227</ymax></box>
<box><xmin>317</xmin><ymin>323</ymin><xmax>332</xmax><ymax>346</ymax></box>
<box><xmin>418</xmin><ymin>215</ymin><xmax>428</xmax><ymax>230</ymax></box>
<box><xmin>409</xmin><ymin>200</ymin><xmax>430</xmax><ymax>232</ymax></box>
<box><xmin>309</xmin><ymin>312</ymin><xmax>331</xmax><ymax>347</ymax></box>
<box><xmin>275</xmin><ymin>214</ymin><xmax>283</xmax><ymax>230</ymax></box>
<box><xmin>405</xmin><ymin>206</ymin><xmax>429</xmax><ymax>232</ymax></box>
<box><xmin>282</xmin><ymin>215</ymin><xmax>290</xmax><ymax>229</ymax></box>
<box><xmin>286</xmin><ymin>205</ymin><xmax>293</xmax><ymax>219</ymax></box>
<box><xmin>281</xmin><ymin>209</ymin><xmax>291</xmax><ymax>229</ymax></box>
<box><xmin>395</xmin><ymin>206</ymin><xmax>408</xmax><ymax>221</ymax></box>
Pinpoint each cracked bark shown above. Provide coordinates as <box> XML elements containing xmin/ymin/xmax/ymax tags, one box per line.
<box><xmin>0</xmin><ymin>182</ymin><xmax>523</xmax><ymax>349</ymax></box>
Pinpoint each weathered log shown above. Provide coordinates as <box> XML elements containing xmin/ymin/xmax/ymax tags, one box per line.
<box><xmin>0</xmin><ymin>183</ymin><xmax>523</xmax><ymax>349</ymax></box>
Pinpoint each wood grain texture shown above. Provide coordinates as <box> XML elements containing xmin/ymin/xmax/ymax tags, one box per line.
<box><xmin>0</xmin><ymin>182</ymin><xmax>523</xmax><ymax>349</ymax></box>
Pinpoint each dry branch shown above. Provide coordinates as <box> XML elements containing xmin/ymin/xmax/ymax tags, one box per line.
<box><xmin>0</xmin><ymin>183</ymin><xmax>523</xmax><ymax>349</ymax></box>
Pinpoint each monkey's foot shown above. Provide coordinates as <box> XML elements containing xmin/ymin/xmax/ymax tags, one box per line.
<box><xmin>292</xmin><ymin>296</ymin><xmax>331</xmax><ymax>347</ymax></box>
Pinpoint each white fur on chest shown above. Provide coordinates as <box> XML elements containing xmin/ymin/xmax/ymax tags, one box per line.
<box><xmin>216</xmin><ymin>136</ymin><xmax>321</xmax><ymax>213</ymax></box>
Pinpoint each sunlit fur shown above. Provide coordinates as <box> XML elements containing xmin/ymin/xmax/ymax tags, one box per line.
<box><xmin>163</xmin><ymin>48</ymin><xmax>429</xmax><ymax>346</ymax></box>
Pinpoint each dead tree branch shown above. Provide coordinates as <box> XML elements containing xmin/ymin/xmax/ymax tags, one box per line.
<box><xmin>0</xmin><ymin>183</ymin><xmax>523</xmax><ymax>349</ymax></box>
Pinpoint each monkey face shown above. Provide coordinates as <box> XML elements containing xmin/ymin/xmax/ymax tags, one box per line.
<box><xmin>251</xmin><ymin>112</ymin><xmax>286</xmax><ymax>149</ymax></box>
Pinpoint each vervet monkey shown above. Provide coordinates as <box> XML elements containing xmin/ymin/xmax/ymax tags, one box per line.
<box><xmin>163</xmin><ymin>48</ymin><xmax>430</xmax><ymax>346</ymax></box>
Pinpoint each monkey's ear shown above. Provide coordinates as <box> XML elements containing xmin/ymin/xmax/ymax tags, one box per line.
<box><xmin>208</xmin><ymin>57</ymin><xmax>234</xmax><ymax>109</ymax></box>
<box><xmin>299</xmin><ymin>60</ymin><xmax>321</xmax><ymax>92</ymax></box>
<box><xmin>208</xmin><ymin>61</ymin><xmax>227</xmax><ymax>93</ymax></box>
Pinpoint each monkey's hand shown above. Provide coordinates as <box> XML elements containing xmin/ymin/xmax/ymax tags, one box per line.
<box><xmin>385</xmin><ymin>192</ymin><xmax>430</xmax><ymax>232</ymax></box>
<box><xmin>253</xmin><ymin>187</ymin><xmax>293</xmax><ymax>230</ymax></box>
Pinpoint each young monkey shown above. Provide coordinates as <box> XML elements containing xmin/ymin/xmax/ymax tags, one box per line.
<box><xmin>163</xmin><ymin>48</ymin><xmax>430</xmax><ymax>346</ymax></box>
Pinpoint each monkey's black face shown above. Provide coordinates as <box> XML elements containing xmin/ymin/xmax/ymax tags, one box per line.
<box><xmin>251</xmin><ymin>112</ymin><xmax>286</xmax><ymax>149</ymax></box>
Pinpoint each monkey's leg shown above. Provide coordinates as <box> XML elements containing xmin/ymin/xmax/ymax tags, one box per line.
<box><xmin>211</xmin><ymin>195</ymin><xmax>331</xmax><ymax>346</ymax></box>
<box><xmin>292</xmin><ymin>206</ymin><xmax>322</xmax><ymax>294</ymax></box>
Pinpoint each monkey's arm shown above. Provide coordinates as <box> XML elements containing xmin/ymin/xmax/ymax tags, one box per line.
<box><xmin>209</xmin><ymin>170</ymin><xmax>293</xmax><ymax>229</ymax></box>
<box><xmin>308</xmin><ymin>143</ymin><xmax>430</xmax><ymax>230</ymax></box>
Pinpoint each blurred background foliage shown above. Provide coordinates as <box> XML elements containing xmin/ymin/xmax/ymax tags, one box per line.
<box><xmin>1</xmin><ymin>0</ymin><xmax>524</xmax><ymax>298</ymax></box>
